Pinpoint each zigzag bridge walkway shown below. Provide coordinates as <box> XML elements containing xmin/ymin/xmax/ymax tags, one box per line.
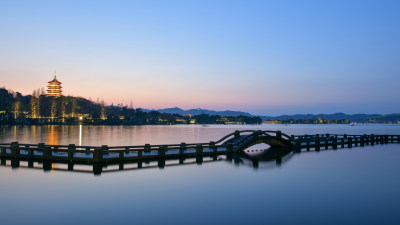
<box><xmin>1</xmin><ymin>130</ymin><xmax>399</xmax><ymax>174</ymax></box>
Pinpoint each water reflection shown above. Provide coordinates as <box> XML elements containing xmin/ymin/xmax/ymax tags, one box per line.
<box><xmin>46</xmin><ymin>125</ymin><xmax>60</xmax><ymax>145</ymax></box>
<box><xmin>2</xmin><ymin>124</ymin><xmax>400</xmax><ymax>146</ymax></box>
<box><xmin>79</xmin><ymin>125</ymin><xmax>82</xmax><ymax>146</ymax></box>
<box><xmin>1</xmin><ymin>125</ymin><xmax>400</xmax><ymax>225</ymax></box>
<box><xmin>0</xmin><ymin>145</ymin><xmax>297</xmax><ymax>176</ymax></box>
<box><xmin>238</xmin><ymin>147</ymin><xmax>294</xmax><ymax>169</ymax></box>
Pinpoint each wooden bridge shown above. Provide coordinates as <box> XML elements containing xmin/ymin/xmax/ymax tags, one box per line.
<box><xmin>0</xmin><ymin>130</ymin><xmax>399</xmax><ymax>174</ymax></box>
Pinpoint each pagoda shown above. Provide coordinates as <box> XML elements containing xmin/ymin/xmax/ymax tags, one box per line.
<box><xmin>47</xmin><ymin>72</ymin><xmax>62</xmax><ymax>97</ymax></box>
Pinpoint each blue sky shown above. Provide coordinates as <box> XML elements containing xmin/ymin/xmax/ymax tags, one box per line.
<box><xmin>0</xmin><ymin>0</ymin><xmax>399</xmax><ymax>115</ymax></box>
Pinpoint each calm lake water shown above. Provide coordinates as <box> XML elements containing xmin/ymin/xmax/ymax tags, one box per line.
<box><xmin>1</xmin><ymin>124</ymin><xmax>400</xmax><ymax>225</ymax></box>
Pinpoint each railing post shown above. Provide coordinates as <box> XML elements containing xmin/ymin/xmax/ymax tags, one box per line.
<box><xmin>384</xmin><ymin>135</ymin><xmax>388</xmax><ymax>144</ymax></box>
<box><xmin>360</xmin><ymin>136</ymin><xmax>365</xmax><ymax>146</ymax></box>
<box><xmin>47</xmin><ymin>146</ymin><xmax>53</xmax><ymax>159</ymax></box>
<box><xmin>354</xmin><ymin>136</ymin><xmax>358</xmax><ymax>147</ymax></box>
<box><xmin>209</xmin><ymin>141</ymin><xmax>217</xmax><ymax>153</ymax></box>
<box><xmin>347</xmin><ymin>137</ymin><xmax>352</xmax><ymax>148</ymax></box>
<box><xmin>68</xmin><ymin>144</ymin><xmax>75</xmax><ymax>161</ymax></box>
<box><xmin>325</xmin><ymin>138</ymin><xmax>329</xmax><ymax>149</ymax></box>
<box><xmin>101</xmin><ymin>145</ymin><xmax>109</xmax><ymax>156</ymax></box>
<box><xmin>234</xmin><ymin>130</ymin><xmax>240</xmax><ymax>138</ymax></box>
<box><xmin>390</xmin><ymin>135</ymin><xmax>394</xmax><ymax>143</ymax></box>
<box><xmin>196</xmin><ymin>144</ymin><xmax>203</xmax><ymax>155</ymax></box>
<box><xmin>159</xmin><ymin>146</ymin><xmax>166</xmax><ymax>157</ymax></box>
<box><xmin>120</xmin><ymin>148</ymin><xmax>127</xmax><ymax>160</ymax></box>
<box><xmin>341</xmin><ymin>135</ymin><xmax>346</xmax><ymax>148</ymax></box>
<box><xmin>306</xmin><ymin>140</ymin><xmax>310</xmax><ymax>151</ymax></box>
<box><xmin>180</xmin><ymin>142</ymin><xmax>186</xmax><ymax>155</ymax></box>
<box><xmin>333</xmin><ymin>138</ymin><xmax>337</xmax><ymax>149</ymax></box>
<box><xmin>315</xmin><ymin>137</ymin><xmax>320</xmax><ymax>151</ymax></box>
<box><xmin>93</xmin><ymin>146</ymin><xmax>105</xmax><ymax>163</ymax></box>
<box><xmin>144</xmin><ymin>144</ymin><xmax>151</xmax><ymax>153</ymax></box>
<box><xmin>39</xmin><ymin>143</ymin><xmax>51</xmax><ymax>159</ymax></box>
<box><xmin>361</xmin><ymin>135</ymin><xmax>365</xmax><ymax>146</ymax></box>
<box><xmin>11</xmin><ymin>142</ymin><xmax>19</xmax><ymax>157</ymax></box>
<box><xmin>371</xmin><ymin>134</ymin><xmax>375</xmax><ymax>145</ymax></box>
<box><xmin>276</xmin><ymin>131</ymin><xmax>282</xmax><ymax>138</ymax></box>
<box><xmin>38</xmin><ymin>143</ymin><xmax>44</xmax><ymax>155</ymax></box>
<box><xmin>27</xmin><ymin>145</ymin><xmax>34</xmax><ymax>159</ymax></box>
<box><xmin>137</xmin><ymin>149</ymin><xmax>143</xmax><ymax>158</ymax></box>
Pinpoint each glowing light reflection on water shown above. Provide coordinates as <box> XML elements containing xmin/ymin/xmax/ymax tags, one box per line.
<box><xmin>0</xmin><ymin>124</ymin><xmax>400</xmax><ymax>225</ymax></box>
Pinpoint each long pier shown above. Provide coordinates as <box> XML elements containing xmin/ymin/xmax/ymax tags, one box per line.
<box><xmin>0</xmin><ymin>130</ymin><xmax>399</xmax><ymax>174</ymax></box>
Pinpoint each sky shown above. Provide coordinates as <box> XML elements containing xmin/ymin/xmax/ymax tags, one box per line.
<box><xmin>0</xmin><ymin>0</ymin><xmax>399</xmax><ymax>116</ymax></box>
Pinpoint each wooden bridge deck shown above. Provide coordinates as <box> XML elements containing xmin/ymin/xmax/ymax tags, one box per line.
<box><xmin>0</xmin><ymin>130</ymin><xmax>399</xmax><ymax>167</ymax></box>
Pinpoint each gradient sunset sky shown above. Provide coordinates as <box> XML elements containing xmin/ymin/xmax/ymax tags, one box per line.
<box><xmin>1</xmin><ymin>0</ymin><xmax>399</xmax><ymax>116</ymax></box>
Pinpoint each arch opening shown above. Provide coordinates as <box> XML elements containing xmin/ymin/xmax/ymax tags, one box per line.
<box><xmin>243</xmin><ymin>143</ymin><xmax>271</xmax><ymax>156</ymax></box>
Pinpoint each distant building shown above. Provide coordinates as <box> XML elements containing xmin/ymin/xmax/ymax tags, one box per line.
<box><xmin>47</xmin><ymin>72</ymin><xmax>62</xmax><ymax>97</ymax></box>
<box><xmin>262</xmin><ymin>120</ymin><xmax>281</xmax><ymax>124</ymax></box>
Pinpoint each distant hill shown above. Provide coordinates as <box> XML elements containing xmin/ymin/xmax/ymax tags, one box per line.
<box><xmin>136</xmin><ymin>107</ymin><xmax>400</xmax><ymax>123</ymax></box>
<box><xmin>143</xmin><ymin>107</ymin><xmax>253</xmax><ymax>117</ymax></box>
<box><xmin>260</xmin><ymin>113</ymin><xmax>382</xmax><ymax>122</ymax></box>
<box><xmin>365</xmin><ymin>113</ymin><xmax>400</xmax><ymax>123</ymax></box>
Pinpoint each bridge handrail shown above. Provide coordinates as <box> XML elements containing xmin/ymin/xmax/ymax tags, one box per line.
<box><xmin>218</xmin><ymin>130</ymin><xmax>293</xmax><ymax>147</ymax></box>
<box><xmin>215</xmin><ymin>130</ymin><xmax>292</xmax><ymax>145</ymax></box>
<box><xmin>293</xmin><ymin>134</ymin><xmax>395</xmax><ymax>139</ymax></box>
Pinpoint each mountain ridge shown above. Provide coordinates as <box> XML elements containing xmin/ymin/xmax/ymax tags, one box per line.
<box><xmin>139</xmin><ymin>107</ymin><xmax>399</xmax><ymax>122</ymax></box>
<box><xmin>142</xmin><ymin>107</ymin><xmax>254</xmax><ymax>117</ymax></box>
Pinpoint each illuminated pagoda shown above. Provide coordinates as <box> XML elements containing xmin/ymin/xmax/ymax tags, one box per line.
<box><xmin>47</xmin><ymin>72</ymin><xmax>62</xmax><ymax>97</ymax></box>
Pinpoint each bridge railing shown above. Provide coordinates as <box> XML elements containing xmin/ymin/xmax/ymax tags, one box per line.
<box><xmin>292</xmin><ymin>134</ymin><xmax>400</xmax><ymax>152</ymax></box>
<box><xmin>216</xmin><ymin>130</ymin><xmax>294</xmax><ymax>150</ymax></box>
<box><xmin>0</xmin><ymin>141</ymin><xmax>229</xmax><ymax>162</ymax></box>
<box><xmin>216</xmin><ymin>130</ymin><xmax>292</xmax><ymax>145</ymax></box>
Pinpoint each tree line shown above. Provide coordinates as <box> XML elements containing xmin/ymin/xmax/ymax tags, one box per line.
<box><xmin>0</xmin><ymin>87</ymin><xmax>262</xmax><ymax>125</ymax></box>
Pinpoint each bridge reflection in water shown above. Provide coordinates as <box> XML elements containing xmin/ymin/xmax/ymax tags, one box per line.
<box><xmin>0</xmin><ymin>145</ymin><xmax>293</xmax><ymax>175</ymax></box>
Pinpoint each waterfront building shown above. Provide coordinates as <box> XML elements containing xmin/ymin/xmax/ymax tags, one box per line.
<box><xmin>47</xmin><ymin>72</ymin><xmax>62</xmax><ymax>97</ymax></box>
